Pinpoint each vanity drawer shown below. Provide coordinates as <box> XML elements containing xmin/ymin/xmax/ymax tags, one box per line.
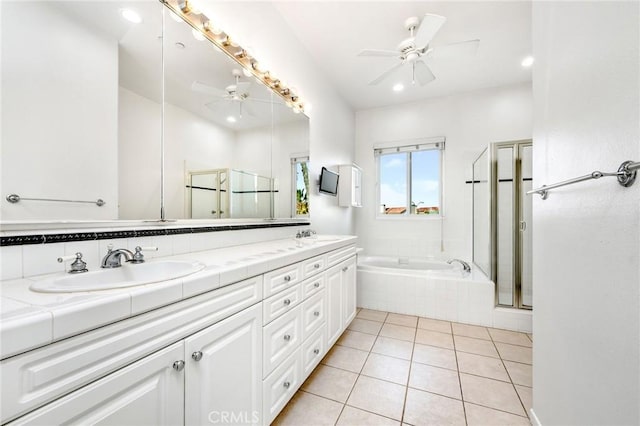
<box><xmin>263</xmin><ymin>263</ymin><xmax>302</xmax><ymax>298</ymax></box>
<box><xmin>327</xmin><ymin>245</ymin><xmax>356</xmax><ymax>267</ymax></box>
<box><xmin>263</xmin><ymin>306</ymin><xmax>302</xmax><ymax>378</ymax></box>
<box><xmin>302</xmin><ymin>273</ymin><xmax>326</xmax><ymax>299</ymax></box>
<box><xmin>263</xmin><ymin>284</ymin><xmax>302</xmax><ymax>325</ymax></box>
<box><xmin>262</xmin><ymin>347</ymin><xmax>301</xmax><ymax>425</ymax></box>
<box><xmin>301</xmin><ymin>291</ymin><xmax>326</xmax><ymax>340</ymax></box>
<box><xmin>302</xmin><ymin>325</ymin><xmax>326</xmax><ymax>379</ymax></box>
<box><xmin>302</xmin><ymin>254</ymin><xmax>326</xmax><ymax>278</ymax></box>
<box><xmin>0</xmin><ymin>278</ymin><xmax>261</xmax><ymax>424</ymax></box>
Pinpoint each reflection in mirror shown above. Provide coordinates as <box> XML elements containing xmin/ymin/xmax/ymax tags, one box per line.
<box><xmin>162</xmin><ymin>7</ymin><xmax>309</xmax><ymax>220</ymax></box>
<box><xmin>1</xmin><ymin>1</ymin><xmax>162</xmax><ymax>221</ymax></box>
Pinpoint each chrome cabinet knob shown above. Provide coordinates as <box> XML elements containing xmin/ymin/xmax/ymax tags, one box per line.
<box><xmin>283</xmin><ymin>299</ymin><xmax>291</xmax><ymax>306</ymax></box>
<box><xmin>314</xmin><ymin>311</ymin><xmax>320</xmax><ymax>317</ymax></box>
<box><xmin>283</xmin><ymin>381</ymin><xmax>291</xmax><ymax>389</ymax></box>
<box><xmin>284</xmin><ymin>334</ymin><xmax>292</xmax><ymax>341</ymax></box>
<box><xmin>172</xmin><ymin>360</ymin><xmax>185</xmax><ymax>371</ymax></box>
<box><xmin>284</xmin><ymin>275</ymin><xmax>291</xmax><ymax>282</ymax></box>
<box><xmin>313</xmin><ymin>263</ymin><xmax>320</xmax><ymax>269</ymax></box>
<box><xmin>313</xmin><ymin>348</ymin><xmax>320</xmax><ymax>355</ymax></box>
<box><xmin>313</xmin><ymin>282</ymin><xmax>320</xmax><ymax>288</ymax></box>
<box><xmin>192</xmin><ymin>351</ymin><xmax>203</xmax><ymax>362</ymax></box>
<box><xmin>342</xmin><ymin>266</ymin><xmax>348</xmax><ymax>272</ymax></box>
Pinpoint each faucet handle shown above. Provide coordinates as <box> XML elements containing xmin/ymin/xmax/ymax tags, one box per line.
<box><xmin>58</xmin><ymin>252</ymin><xmax>88</xmax><ymax>274</ymax></box>
<box><xmin>132</xmin><ymin>246</ymin><xmax>158</xmax><ymax>263</ymax></box>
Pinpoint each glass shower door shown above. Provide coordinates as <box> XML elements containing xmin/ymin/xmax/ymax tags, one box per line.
<box><xmin>519</xmin><ymin>144</ymin><xmax>533</xmax><ymax>308</ymax></box>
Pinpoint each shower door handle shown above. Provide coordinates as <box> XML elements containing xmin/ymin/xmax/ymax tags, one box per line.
<box><xmin>519</xmin><ymin>221</ymin><xmax>527</xmax><ymax>231</ymax></box>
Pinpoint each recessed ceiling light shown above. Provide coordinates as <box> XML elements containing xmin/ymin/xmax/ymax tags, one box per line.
<box><xmin>120</xmin><ymin>9</ymin><xmax>142</xmax><ymax>24</ymax></box>
<box><xmin>226</xmin><ymin>116</ymin><xmax>237</xmax><ymax>123</ymax></box>
<box><xmin>392</xmin><ymin>83</ymin><xmax>404</xmax><ymax>92</ymax></box>
<box><xmin>192</xmin><ymin>28</ymin><xmax>205</xmax><ymax>41</ymax></box>
<box><xmin>521</xmin><ymin>56</ymin><xmax>534</xmax><ymax>67</ymax></box>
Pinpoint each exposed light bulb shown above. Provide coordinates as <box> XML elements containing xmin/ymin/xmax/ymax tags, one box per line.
<box><xmin>120</xmin><ymin>9</ymin><xmax>142</xmax><ymax>24</ymax></box>
<box><xmin>192</xmin><ymin>28</ymin><xmax>205</xmax><ymax>41</ymax></box>
<box><xmin>242</xmin><ymin>68</ymin><xmax>253</xmax><ymax>78</ymax></box>
<box><xmin>521</xmin><ymin>56</ymin><xmax>534</xmax><ymax>67</ymax></box>
<box><xmin>187</xmin><ymin>0</ymin><xmax>202</xmax><ymax>14</ymax></box>
<box><xmin>226</xmin><ymin>116</ymin><xmax>237</xmax><ymax>123</ymax></box>
<box><xmin>392</xmin><ymin>83</ymin><xmax>404</xmax><ymax>92</ymax></box>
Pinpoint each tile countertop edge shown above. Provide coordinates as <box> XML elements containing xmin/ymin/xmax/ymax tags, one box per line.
<box><xmin>0</xmin><ymin>235</ymin><xmax>357</xmax><ymax>359</ymax></box>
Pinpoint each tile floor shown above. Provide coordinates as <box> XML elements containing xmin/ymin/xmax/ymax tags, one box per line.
<box><xmin>273</xmin><ymin>308</ymin><xmax>533</xmax><ymax>426</ymax></box>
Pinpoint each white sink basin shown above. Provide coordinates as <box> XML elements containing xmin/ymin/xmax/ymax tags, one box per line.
<box><xmin>30</xmin><ymin>260</ymin><xmax>206</xmax><ymax>293</ymax></box>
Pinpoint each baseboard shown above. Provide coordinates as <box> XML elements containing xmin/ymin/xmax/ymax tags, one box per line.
<box><xmin>530</xmin><ymin>408</ymin><xmax>541</xmax><ymax>426</ymax></box>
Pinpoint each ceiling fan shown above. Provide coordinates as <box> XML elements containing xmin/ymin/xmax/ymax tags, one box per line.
<box><xmin>191</xmin><ymin>69</ymin><xmax>267</xmax><ymax>119</ymax></box>
<box><xmin>358</xmin><ymin>14</ymin><xmax>479</xmax><ymax>86</ymax></box>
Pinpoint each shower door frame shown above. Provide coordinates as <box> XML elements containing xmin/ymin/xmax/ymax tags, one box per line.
<box><xmin>490</xmin><ymin>139</ymin><xmax>533</xmax><ymax>310</ymax></box>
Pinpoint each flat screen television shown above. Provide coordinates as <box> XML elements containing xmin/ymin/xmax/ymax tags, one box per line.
<box><xmin>319</xmin><ymin>167</ymin><xmax>339</xmax><ymax>196</ymax></box>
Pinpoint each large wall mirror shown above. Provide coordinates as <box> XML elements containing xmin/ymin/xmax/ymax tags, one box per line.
<box><xmin>0</xmin><ymin>1</ymin><xmax>309</xmax><ymax>224</ymax></box>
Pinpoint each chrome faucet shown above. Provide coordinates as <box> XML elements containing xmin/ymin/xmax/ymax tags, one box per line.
<box><xmin>101</xmin><ymin>246</ymin><xmax>135</xmax><ymax>268</ymax></box>
<box><xmin>447</xmin><ymin>258</ymin><xmax>471</xmax><ymax>273</ymax></box>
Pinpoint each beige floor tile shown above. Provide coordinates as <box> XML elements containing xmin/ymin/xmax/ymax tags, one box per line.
<box><xmin>504</xmin><ymin>361</ymin><xmax>532</xmax><ymax>387</ymax></box>
<box><xmin>456</xmin><ymin>351</ymin><xmax>510</xmax><ymax>382</ymax></box>
<box><xmin>347</xmin><ymin>375</ymin><xmax>407</xmax><ymax>421</ymax></box>
<box><xmin>337</xmin><ymin>406</ymin><xmax>400</xmax><ymax>426</ymax></box>
<box><xmin>357</xmin><ymin>309</ymin><xmax>389</xmax><ymax>322</ymax></box>
<box><xmin>489</xmin><ymin>328</ymin><xmax>533</xmax><ymax>347</ymax></box>
<box><xmin>454</xmin><ymin>335</ymin><xmax>499</xmax><ymax>358</ymax></box>
<box><xmin>386</xmin><ymin>313</ymin><xmax>418</xmax><ymax>328</ymax></box>
<box><xmin>452</xmin><ymin>323</ymin><xmax>491</xmax><ymax>340</ymax></box>
<box><xmin>515</xmin><ymin>384</ymin><xmax>533</xmax><ymax>416</ymax></box>
<box><xmin>362</xmin><ymin>353</ymin><xmax>411</xmax><ymax>385</ymax></box>
<box><xmin>272</xmin><ymin>391</ymin><xmax>343</xmax><ymax>426</ymax></box>
<box><xmin>527</xmin><ymin>333</ymin><xmax>533</xmax><ymax>342</ymax></box>
<box><xmin>321</xmin><ymin>345</ymin><xmax>369</xmax><ymax>373</ymax></box>
<box><xmin>409</xmin><ymin>362</ymin><xmax>461</xmax><ymax>400</ymax></box>
<box><xmin>403</xmin><ymin>388</ymin><xmax>465</xmax><ymax>426</ymax></box>
<box><xmin>379</xmin><ymin>323</ymin><xmax>416</xmax><ymax>342</ymax></box>
<box><xmin>337</xmin><ymin>330</ymin><xmax>377</xmax><ymax>351</ymax></box>
<box><xmin>495</xmin><ymin>342</ymin><xmax>532</xmax><ymax>364</ymax></box>
<box><xmin>372</xmin><ymin>336</ymin><xmax>414</xmax><ymax>360</ymax></box>
<box><xmin>460</xmin><ymin>373</ymin><xmax>525</xmax><ymax>416</ymax></box>
<box><xmin>415</xmin><ymin>329</ymin><xmax>454</xmax><ymax>349</ymax></box>
<box><xmin>418</xmin><ymin>317</ymin><xmax>452</xmax><ymax>334</ymax></box>
<box><xmin>348</xmin><ymin>318</ymin><xmax>384</xmax><ymax>335</ymax></box>
<box><xmin>464</xmin><ymin>402</ymin><xmax>530</xmax><ymax>426</ymax></box>
<box><xmin>301</xmin><ymin>364</ymin><xmax>358</xmax><ymax>403</ymax></box>
<box><xmin>412</xmin><ymin>343</ymin><xmax>457</xmax><ymax>370</ymax></box>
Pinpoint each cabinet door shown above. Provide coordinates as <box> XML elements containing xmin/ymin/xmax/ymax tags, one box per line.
<box><xmin>184</xmin><ymin>303</ymin><xmax>262</xmax><ymax>426</ymax></box>
<box><xmin>8</xmin><ymin>343</ymin><xmax>185</xmax><ymax>426</ymax></box>
<box><xmin>326</xmin><ymin>265</ymin><xmax>343</xmax><ymax>347</ymax></box>
<box><xmin>341</xmin><ymin>257</ymin><xmax>357</xmax><ymax>328</ymax></box>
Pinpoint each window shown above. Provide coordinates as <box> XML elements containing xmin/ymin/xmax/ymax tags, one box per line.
<box><xmin>376</xmin><ymin>139</ymin><xmax>444</xmax><ymax>216</ymax></box>
<box><xmin>291</xmin><ymin>155</ymin><xmax>309</xmax><ymax>217</ymax></box>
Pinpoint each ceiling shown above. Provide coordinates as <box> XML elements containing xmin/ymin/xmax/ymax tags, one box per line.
<box><xmin>273</xmin><ymin>1</ymin><xmax>532</xmax><ymax>110</ymax></box>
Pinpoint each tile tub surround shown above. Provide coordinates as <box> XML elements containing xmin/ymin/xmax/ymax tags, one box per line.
<box><xmin>274</xmin><ymin>309</ymin><xmax>533</xmax><ymax>426</ymax></box>
<box><xmin>0</xmin><ymin>234</ymin><xmax>356</xmax><ymax>359</ymax></box>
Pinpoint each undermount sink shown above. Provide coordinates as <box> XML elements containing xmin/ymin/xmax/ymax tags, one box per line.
<box><xmin>30</xmin><ymin>260</ymin><xmax>206</xmax><ymax>293</ymax></box>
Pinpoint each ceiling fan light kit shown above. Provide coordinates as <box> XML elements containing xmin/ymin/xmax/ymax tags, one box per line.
<box><xmin>165</xmin><ymin>0</ymin><xmax>305</xmax><ymax>113</ymax></box>
<box><xmin>358</xmin><ymin>13</ymin><xmax>480</xmax><ymax>87</ymax></box>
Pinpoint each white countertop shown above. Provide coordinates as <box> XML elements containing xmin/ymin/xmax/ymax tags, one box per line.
<box><xmin>0</xmin><ymin>235</ymin><xmax>357</xmax><ymax>359</ymax></box>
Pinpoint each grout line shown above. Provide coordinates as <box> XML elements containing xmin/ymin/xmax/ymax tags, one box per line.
<box><xmin>398</xmin><ymin>321</ymin><xmax>417</xmax><ymax>424</ymax></box>
<box><xmin>464</xmin><ymin>400</ymin><xmax>531</xmax><ymax>419</ymax></box>
<box><xmin>451</xmin><ymin>320</ymin><xmax>469</xmax><ymax>426</ymax></box>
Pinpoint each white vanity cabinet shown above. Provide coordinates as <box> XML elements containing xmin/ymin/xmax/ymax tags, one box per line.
<box><xmin>327</xmin><ymin>256</ymin><xmax>357</xmax><ymax>346</ymax></box>
<box><xmin>338</xmin><ymin>164</ymin><xmax>362</xmax><ymax>208</ymax></box>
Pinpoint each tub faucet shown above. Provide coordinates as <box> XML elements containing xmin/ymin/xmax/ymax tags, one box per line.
<box><xmin>447</xmin><ymin>258</ymin><xmax>471</xmax><ymax>273</ymax></box>
<box><xmin>101</xmin><ymin>246</ymin><xmax>134</xmax><ymax>268</ymax></box>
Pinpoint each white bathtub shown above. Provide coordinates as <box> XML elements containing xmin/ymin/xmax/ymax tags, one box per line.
<box><xmin>357</xmin><ymin>256</ymin><xmax>496</xmax><ymax>327</ymax></box>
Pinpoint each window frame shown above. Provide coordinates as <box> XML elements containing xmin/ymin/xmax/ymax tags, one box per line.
<box><xmin>374</xmin><ymin>137</ymin><xmax>445</xmax><ymax>219</ymax></box>
<box><xmin>291</xmin><ymin>154</ymin><xmax>310</xmax><ymax>218</ymax></box>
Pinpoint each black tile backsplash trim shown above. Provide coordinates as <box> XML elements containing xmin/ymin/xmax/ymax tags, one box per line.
<box><xmin>0</xmin><ymin>222</ymin><xmax>310</xmax><ymax>247</ymax></box>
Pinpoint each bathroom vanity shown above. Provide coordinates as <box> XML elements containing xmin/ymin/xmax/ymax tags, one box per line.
<box><xmin>0</xmin><ymin>235</ymin><xmax>357</xmax><ymax>425</ymax></box>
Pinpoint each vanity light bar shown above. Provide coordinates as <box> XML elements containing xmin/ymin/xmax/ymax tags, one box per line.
<box><xmin>163</xmin><ymin>0</ymin><xmax>305</xmax><ymax>113</ymax></box>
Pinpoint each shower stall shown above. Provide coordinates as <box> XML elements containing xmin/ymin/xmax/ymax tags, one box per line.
<box><xmin>472</xmin><ymin>140</ymin><xmax>533</xmax><ymax>309</ymax></box>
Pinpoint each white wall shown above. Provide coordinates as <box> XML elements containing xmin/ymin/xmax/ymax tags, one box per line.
<box><xmin>1</xmin><ymin>3</ymin><xmax>118</xmax><ymax>220</ymax></box>
<box><xmin>355</xmin><ymin>83</ymin><xmax>532</xmax><ymax>260</ymax></box>
<box><xmin>531</xmin><ymin>2</ymin><xmax>639</xmax><ymax>425</ymax></box>
<box><xmin>198</xmin><ymin>2</ymin><xmax>356</xmax><ymax>235</ymax></box>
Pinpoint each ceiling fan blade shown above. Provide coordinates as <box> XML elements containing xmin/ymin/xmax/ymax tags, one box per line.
<box><xmin>191</xmin><ymin>81</ymin><xmax>225</xmax><ymax>96</ymax></box>
<box><xmin>413</xmin><ymin>60</ymin><xmax>435</xmax><ymax>86</ymax></box>
<box><xmin>357</xmin><ymin>49</ymin><xmax>399</xmax><ymax>57</ymax></box>
<box><xmin>428</xmin><ymin>39</ymin><xmax>480</xmax><ymax>59</ymax></box>
<box><xmin>368</xmin><ymin>61</ymin><xmax>405</xmax><ymax>86</ymax></box>
<box><xmin>414</xmin><ymin>14</ymin><xmax>447</xmax><ymax>47</ymax></box>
